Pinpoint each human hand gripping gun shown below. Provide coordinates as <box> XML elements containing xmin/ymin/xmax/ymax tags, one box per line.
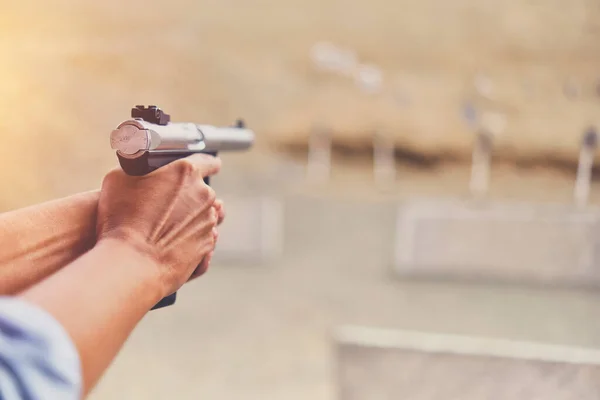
<box><xmin>110</xmin><ymin>105</ymin><xmax>255</xmax><ymax>310</ymax></box>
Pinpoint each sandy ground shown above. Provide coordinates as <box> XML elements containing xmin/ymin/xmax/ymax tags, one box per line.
<box><xmin>79</xmin><ymin>156</ymin><xmax>600</xmax><ymax>400</ymax></box>
<box><xmin>85</xmin><ymin>162</ymin><xmax>600</xmax><ymax>399</ymax></box>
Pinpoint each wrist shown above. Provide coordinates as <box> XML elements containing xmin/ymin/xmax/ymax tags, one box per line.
<box><xmin>95</xmin><ymin>236</ymin><xmax>166</xmax><ymax>301</ymax></box>
<box><xmin>98</xmin><ymin>228</ymin><xmax>159</xmax><ymax>263</ymax></box>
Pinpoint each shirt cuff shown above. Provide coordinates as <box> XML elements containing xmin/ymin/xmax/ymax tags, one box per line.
<box><xmin>0</xmin><ymin>297</ymin><xmax>82</xmax><ymax>400</ymax></box>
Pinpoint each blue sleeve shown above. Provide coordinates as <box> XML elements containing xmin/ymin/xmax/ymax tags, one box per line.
<box><xmin>0</xmin><ymin>297</ymin><xmax>81</xmax><ymax>400</ymax></box>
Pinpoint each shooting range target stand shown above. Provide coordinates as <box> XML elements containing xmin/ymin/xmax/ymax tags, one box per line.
<box><xmin>392</xmin><ymin>198</ymin><xmax>600</xmax><ymax>288</ymax></box>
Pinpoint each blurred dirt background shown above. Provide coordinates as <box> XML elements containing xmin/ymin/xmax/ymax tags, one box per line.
<box><xmin>1</xmin><ymin>0</ymin><xmax>600</xmax><ymax>209</ymax></box>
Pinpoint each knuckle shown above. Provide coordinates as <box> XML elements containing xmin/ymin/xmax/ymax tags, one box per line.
<box><xmin>173</xmin><ymin>158</ymin><xmax>198</xmax><ymax>177</ymax></box>
<box><xmin>210</xmin><ymin>208</ymin><xmax>219</xmax><ymax>224</ymax></box>
<box><xmin>201</xmin><ymin>185</ymin><xmax>216</xmax><ymax>203</ymax></box>
<box><xmin>106</xmin><ymin>167</ymin><xmax>123</xmax><ymax>179</ymax></box>
<box><xmin>102</xmin><ymin>168</ymin><xmax>124</xmax><ymax>185</ymax></box>
<box><xmin>207</xmin><ymin>234</ymin><xmax>215</xmax><ymax>248</ymax></box>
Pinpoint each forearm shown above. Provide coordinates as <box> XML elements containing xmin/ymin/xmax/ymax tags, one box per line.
<box><xmin>0</xmin><ymin>191</ymin><xmax>98</xmax><ymax>294</ymax></box>
<box><xmin>20</xmin><ymin>238</ymin><xmax>163</xmax><ymax>396</ymax></box>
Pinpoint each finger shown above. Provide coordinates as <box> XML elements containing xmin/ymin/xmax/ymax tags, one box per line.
<box><xmin>184</xmin><ymin>153</ymin><xmax>222</xmax><ymax>177</ymax></box>
<box><xmin>189</xmin><ymin>227</ymin><xmax>218</xmax><ymax>281</ymax></box>
<box><xmin>214</xmin><ymin>200</ymin><xmax>226</xmax><ymax>225</ymax></box>
<box><xmin>189</xmin><ymin>251</ymin><xmax>213</xmax><ymax>281</ymax></box>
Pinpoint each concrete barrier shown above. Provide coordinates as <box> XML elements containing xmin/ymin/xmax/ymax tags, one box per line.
<box><xmin>393</xmin><ymin>198</ymin><xmax>600</xmax><ymax>287</ymax></box>
<box><xmin>212</xmin><ymin>195</ymin><xmax>284</xmax><ymax>264</ymax></box>
<box><xmin>335</xmin><ymin>325</ymin><xmax>600</xmax><ymax>400</ymax></box>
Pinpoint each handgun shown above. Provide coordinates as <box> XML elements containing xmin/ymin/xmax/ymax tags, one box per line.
<box><xmin>110</xmin><ymin>105</ymin><xmax>255</xmax><ymax>310</ymax></box>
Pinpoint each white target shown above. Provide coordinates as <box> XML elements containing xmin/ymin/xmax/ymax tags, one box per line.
<box><xmin>310</xmin><ymin>41</ymin><xmax>340</xmax><ymax>71</ymax></box>
<box><xmin>310</xmin><ymin>42</ymin><xmax>357</xmax><ymax>75</ymax></box>
<box><xmin>356</xmin><ymin>64</ymin><xmax>383</xmax><ymax>94</ymax></box>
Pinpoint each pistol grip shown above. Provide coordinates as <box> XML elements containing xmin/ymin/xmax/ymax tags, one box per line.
<box><xmin>116</xmin><ymin>151</ymin><xmax>218</xmax><ymax>310</ymax></box>
<box><xmin>151</xmin><ymin>292</ymin><xmax>177</xmax><ymax>310</ymax></box>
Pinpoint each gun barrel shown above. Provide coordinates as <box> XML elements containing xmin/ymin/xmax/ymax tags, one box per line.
<box><xmin>111</xmin><ymin>119</ymin><xmax>254</xmax><ymax>156</ymax></box>
<box><xmin>148</xmin><ymin>122</ymin><xmax>202</xmax><ymax>149</ymax></box>
<box><xmin>197</xmin><ymin>125</ymin><xmax>255</xmax><ymax>152</ymax></box>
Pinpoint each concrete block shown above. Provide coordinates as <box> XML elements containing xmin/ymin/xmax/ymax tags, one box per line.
<box><xmin>335</xmin><ymin>325</ymin><xmax>600</xmax><ymax>400</ymax></box>
<box><xmin>393</xmin><ymin>199</ymin><xmax>600</xmax><ymax>286</ymax></box>
<box><xmin>213</xmin><ymin>196</ymin><xmax>284</xmax><ymax>264</ymax></box>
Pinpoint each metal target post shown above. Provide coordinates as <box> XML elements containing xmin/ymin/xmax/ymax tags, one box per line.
<box><xmin>307</xmin><ymin>123</ymin><xmax>332</xmax><ymax>185</ymax></box>
<box><xmin>466</xmin><ymin>73</ymin><xmax>506</xmax><ymax>200</ymax></box>
<box><xmin>307</xmin><ymin>42</ymin><xmax>359</xmax><ymax>186</ymax></box>
<box><xmin>462</xmin><ymin>101</ymin><xmax>488</xmax><ymax>198</ymax></box>
<box><xmin>574</xmin><ymin>126</ymin><xmax>598</xmax><ymax>207</ymax></box>
<box><xmin>354</xmin><ymin>64</ymin><xmax>397</xmax><ymax>190</ymax></box>
<box><xmin>469</xmin><ymin>111</ymin><xmax>506</xmax><ymax>199</ymax></box>
<box><xmin>469</xmin><ymin>129</ymin><xmax>494</xmax><ymax>199</ymax></box>
<box><xmin>307</xmin><ymin>42</ymin><xmax>336</xmax><ymax>185</ymax></box>
<box><xmin>373</xmin><ymin>131</ymin><xmax>396</xmax><ymax>189</ymax></box>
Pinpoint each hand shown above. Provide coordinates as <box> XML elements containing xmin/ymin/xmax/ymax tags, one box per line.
<box><xmin>96</xmin><ymin>154</ymin><xmax>223</xmax><ymax>297</ymax></box>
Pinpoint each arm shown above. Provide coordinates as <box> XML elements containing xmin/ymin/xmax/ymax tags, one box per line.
<box><xmin>18</xmin><ymin>155</ymin><xmax>222</xmax><ymax>396</ymax></box>
<box><xmin>0</xmin><ymin>191</ymin><xmax>98</xmax><ymax>295</ymax></box>
<box><xmin>19</xmin><ymin>238</ymin><xmax>163</xmax><ymax>397</ymax></box>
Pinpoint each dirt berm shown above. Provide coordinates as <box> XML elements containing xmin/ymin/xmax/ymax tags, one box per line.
<box><xmin>0</xmin><ymin>0</ymin><xmax>599</xmax><ymax>207</ymax></box>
